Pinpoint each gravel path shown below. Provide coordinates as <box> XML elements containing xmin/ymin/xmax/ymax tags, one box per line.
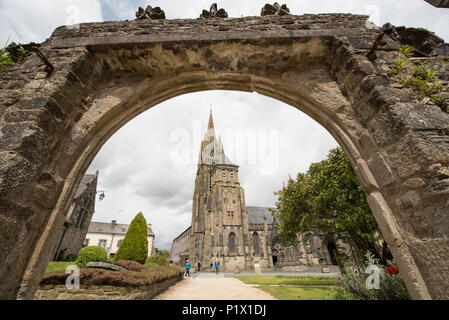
<box><xmin>153</xmin><ymin>276</ymin><xmax>276</xmax><ymax>300</ymax></box>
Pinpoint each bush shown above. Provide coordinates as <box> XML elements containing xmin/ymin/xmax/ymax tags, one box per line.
<box><xmin>76</xmin><ymin>246</ymin><xmax>109</xmax><ymax>268</ymax></box>
<box><xmin>64</xmin><ymin>254</ymin><xmax>77</xmax><ymax>262</ymax></box>
<box><xmin>146</xmin><ymin>255</ymin><xmax>169</xmax><ymax>266</ymax></box>
<box><xmin>113</xmin><ymin>212</ymin><xmax>148</xmax><ymax>264</ymax></box>
<box><xmin>333</xmin><ymin>251</ymin><xmax>411</xmax><ymax>300</ymax></box>
<box><xmin>114</xmin><ymin>260</ymin><xmax>144</xmax><ymax>272</ymax></box>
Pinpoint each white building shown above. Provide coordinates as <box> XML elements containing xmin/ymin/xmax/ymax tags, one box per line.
<box><xmin>84</xmin><ymin>220</ymin><xmax>155</xmax><ymax>258</ymax></box>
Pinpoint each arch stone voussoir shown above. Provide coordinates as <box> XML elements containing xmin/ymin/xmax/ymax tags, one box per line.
<box><xmin>0</xmin><ymin>14</ymin><xmax>448</xmax><ymax>300</ymax></box>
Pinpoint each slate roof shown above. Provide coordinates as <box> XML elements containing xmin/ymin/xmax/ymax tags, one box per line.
<box><xmin>88</xmin><ymin>221</ymin><xmax>155</xmax><ymax>236</ymax></box>
<box><xmin>246</xmin><ymin>206</ymin><xmax>275</xmax><ymax>224</ymax></box>
<box><xmin>75</xmin><ymin>174</ymin><xmax>97</xmax><ymax>198</ymax></box>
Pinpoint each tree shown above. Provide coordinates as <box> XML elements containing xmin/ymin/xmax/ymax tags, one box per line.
<box><xmin>273</xmin><ymin>147</ymin><xmax>389</xmax><ymax>264</ymax></box>
<box><xmin>113</xmin><ymin>212</ymin><xmax>148</xmax><ymax>264</ymax></box>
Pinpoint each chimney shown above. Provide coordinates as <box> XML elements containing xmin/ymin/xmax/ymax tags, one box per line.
<box><xmin>112</xmin><ymin>220</ymin><xmax>117</xmax><ymax>225</ymax></box>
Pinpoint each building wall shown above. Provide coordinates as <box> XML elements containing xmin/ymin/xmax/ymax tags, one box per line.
<box><xmin>170</xmin><ymin>227</ymin><xmax>191</xmax><ymax>266</ymax></box>
<box><xmin>84</xmin><ymin>232</ymin><xmax>154</xmax><ymax>258</ymax></box>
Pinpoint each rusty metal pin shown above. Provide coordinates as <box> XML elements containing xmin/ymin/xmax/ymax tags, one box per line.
<box><xmin>367</xmin><ymin>32</ymin><xmax>386</xmax><ymax>61</ymax></box>
<box><xmin>31</xmin><ymin>46</ymin><xmax>54</xmax><ymax>74</ymax></box>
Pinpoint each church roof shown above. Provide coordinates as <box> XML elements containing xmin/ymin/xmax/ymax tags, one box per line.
<box><xmin>88</xmin><ymin>221</ymin><xmax>155</xmax><ymax>236</ymax></box>
<box><xmin>246</xmin><ymin>206</ymin><xmax>275</xmax><ymax>224</ymax></box>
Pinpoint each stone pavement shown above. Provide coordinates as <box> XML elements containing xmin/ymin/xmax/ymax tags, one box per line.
<box><xmin>152</xmin><ymin>276</ymin><xmax>276</xmax><ymax>300</ymax></box>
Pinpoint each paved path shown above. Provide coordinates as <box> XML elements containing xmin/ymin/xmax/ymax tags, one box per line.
<box><xmin>153</xmin><ymin>268</ymin><xmax>340</xmax><ymax>300</ymax></box>
<box><xmin>153</xmin><ymin>274</ymin><xmax>276</xmax><ymax>300</ymax></box>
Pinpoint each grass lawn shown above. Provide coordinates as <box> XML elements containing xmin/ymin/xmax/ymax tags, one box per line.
<box><xmin>45</xmin><ymin>261</ymin><xmax>76</xmax><ymax>273</ymax></box>
<box><xmin>256</xmin><ymin>285</ymin><xmax>336</xmax><ymax>300</ymax></box>
<box><xmin>236</xmin><ymin>275</ymin><xmax>339</xmax><ymax>286</ymax></box>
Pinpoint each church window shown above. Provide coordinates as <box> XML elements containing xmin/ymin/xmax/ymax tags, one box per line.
<box><xmin>228</xmin><ymin>232</ymin><xmax>237</xmax><ymax>254</ymax></box>
<box><xmin>232</xmin><ymin>199</ymin><xmax>236</xmax><ymax>204</ymax></box>
<box><xmin>222</xmin><ymin>170</ymin><xmax>226</xmax><ymax>178</ymax></box>
<box><xmin>83</xmin><ymin>239</ymin><xmax>89</xmax><ymax>247</ymax></box>
<box><xmin>230</xmin><ymin>171</ymin><xmax>234</xmax><ymax>179</ymax></box>
<box><xmin>253</xmin><ymin>232</ymin><xmax>261</xmax><ymax>256</ymax></box>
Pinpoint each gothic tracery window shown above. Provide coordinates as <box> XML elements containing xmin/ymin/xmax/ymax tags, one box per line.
<box><xmin>228</xmin><ymin>232</ymin><xmax>237</xmax><ymax>254</ymax></box>
<box><xmin>253</xmin><ymin>232</ymin><xmax>261</xmax><ymax>256</ymax></box>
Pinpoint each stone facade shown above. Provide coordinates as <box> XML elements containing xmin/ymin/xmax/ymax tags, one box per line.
<box><xmin>170</xmin><ymin>226</ymin><xmax>191</xmax><ymax>266</ymax></box>
<box><xmin>51</xmin><ymin>172</ymin><xmax>98</xmax><ymax>261</ymax></box>
<box><xmin>170</xmin><ymin>113</ymin><xmax>338</xmax><ymax>272</ymax></box>
<box><xmin>0</xmin><ymin>12</ymin><xmax>448</xmax><ymax>300</ymax></box>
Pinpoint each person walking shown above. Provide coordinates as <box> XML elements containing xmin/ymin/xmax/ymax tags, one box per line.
<box><xmin>197</xmin><ymin>261</ymin><xmax>201</xmax><ymax>272</ymax></box>
<box><xmin>214</xmin><ymin>259</ymin><xmax>220</xmax><ymax>276</ymax></box>
<box><xmin>185</xmin><ymin>260</ymin><xmax>191</xmax><ymax>277</ymax></box>
<box><xmin>210</xmin><ymin>258</ymin><xmax>214</xmax><ymax>271</ymax></box>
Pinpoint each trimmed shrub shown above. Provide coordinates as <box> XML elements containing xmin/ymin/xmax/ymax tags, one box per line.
<box><xmin>146</xmin><ymin>255</ymin><xmax>169</xmax><ymax>266</ymax></box>
<box><xmin>113</xmin><ymin>212</ymin><xmax>149</xmax><ymax>264</ymax></box>
<box><xmin>114</xmin><ymin>260</ymin><xmax>144</xmax><ymax>272</ymax></box>
<box><xmin>76</xmin><ymin>246</ymin><xmax>109</xmax><ymax>268</ymax></box>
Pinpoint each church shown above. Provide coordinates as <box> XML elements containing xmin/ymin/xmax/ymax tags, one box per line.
<box><xmin>170</xmin><ymin>112</ymin><xmax>338</xmax><ymax>272</ymax></box>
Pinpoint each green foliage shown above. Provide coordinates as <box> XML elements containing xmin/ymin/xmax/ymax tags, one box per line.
<box><xmin>256</xmin><ymin>286</ymin><xmax>335</xmax><ymax>300</ymax></box>
<box><xmin>0</xmin><ymin>49</ymin><xmax>14</xmax><ymax>67</ymax></box>
<box><xmin>76</xmin><ymin>246</ymin><xmax>109</xmax><ymax>268</ymax></box>
<box><xmin>146</xmin><ymin>255</ymin><xmax>169</xmax><ymax>266</ymax></box>
<box><xmin>399</xmin><ymin>45</ymin><xmax>414</xmax><ymax>58</ymax></box>
<box><xmin>391</xmin><ymin>47</ymin><xmax>447</xmax><ymax>112</ymax></box>
<box><xmin>64</xmin><ymin>254</ymin><xmax>77</xmax><ymax>262</ymax></box>
<box><xmin>45</xmin><ymin>262</ymin><xmax>74</xmax><ymax>273</ymax></box>
<box><xmin>333</xmin><ymin>251</ymin><xmax>411</xmax><ymax>300</ymax></box>
<box><xmin>236</xmin><ymin>275</ymin><xmax>339</xmax><ymax>286</ymax></box>
<box><xmin>113</xmin><ymin>212</ymin><xmax>149</xmax><ymax>264</ymax></box>
<box><xmin>273</xmin><ymin>147</ymin><xmax>382</xmax><ymax>262</ymax></box>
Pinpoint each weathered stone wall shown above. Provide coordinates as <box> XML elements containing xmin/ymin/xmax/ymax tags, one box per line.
<box><xmin>0</xmin><ymin>13</ymin><xmax>448</xmax><ymax>300</ymax></box>
<box><xmin>34</xmin><ymin>276</ymin><xmax>181</xmax><ymax>300</ymax></box>
<box><xmin>52</xmin><ymin>173</ymin><xmax>98</xmax><ymax>261</ymax></box>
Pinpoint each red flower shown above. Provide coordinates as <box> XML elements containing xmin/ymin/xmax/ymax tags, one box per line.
<box><xmin>385</xmin><ymin>266</ymin><xmax>399</xmax><ymax>275</ymax></box>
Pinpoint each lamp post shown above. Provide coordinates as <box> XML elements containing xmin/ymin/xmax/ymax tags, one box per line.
<box><xmin>97</xmin><ymin>190</ymin><xmax>106</xmax><ymax>201</ymax></box>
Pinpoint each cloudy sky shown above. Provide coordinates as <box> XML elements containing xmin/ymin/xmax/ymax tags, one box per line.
<box><xmin>1</xmin><ymin>1</ymin><xmax>447</xmax><ymax>250</ymax></box>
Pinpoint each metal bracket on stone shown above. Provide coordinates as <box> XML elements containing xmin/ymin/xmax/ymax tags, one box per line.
<box><xmin>366</xmin><ymin>32</ymin><xmax>387</xmax><ymax>61</ymax></box>
<box><xmin>135</xmin><ymin>5</ymin><xmax>166</xmax><ymax>20</ymax></box>
<box><xmin>200</xmin><ymin>3</ymin><xmax>228</xmax><ymax>19</ymax></box>
<box><xmin>31</xmin><ymin>46</ymin><xmax>54</xmax><ymax>74</ymax></box>
<box><xmin>261</xmin><ymin>3</ymin><xmax>291</xmax><ymax>16</ymax></box>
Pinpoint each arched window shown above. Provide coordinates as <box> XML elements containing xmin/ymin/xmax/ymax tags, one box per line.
<box><xmin>228</xmin><ymin>232</ymin><xmax>237</xmax><ymax>254</ymax></box>
<box><xmin>211</xmin><ymin>234</ymin><xmax>215</xmax><ymax>247</ymax></box>
<box><xmin>253</xmin><ymin>232</ymin><xmax>261</xmax><ymax>256</ymax></box>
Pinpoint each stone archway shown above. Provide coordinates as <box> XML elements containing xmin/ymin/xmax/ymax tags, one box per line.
<box><xmin>0</xmin><ymin>13</ymin><xmax>448</xmax><ymax>300</ymax></box>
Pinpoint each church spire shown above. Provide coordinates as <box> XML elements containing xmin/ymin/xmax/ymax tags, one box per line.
<box><xmin>208</xmin><ymin>109</ymin><xmax>214</xmax><ymax>130</ymax></box>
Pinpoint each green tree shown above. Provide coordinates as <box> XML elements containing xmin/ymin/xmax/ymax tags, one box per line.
<box><xmin>273</xmin><ymin>147</ymin><xmax>387</xmax><ymax>264</ymax></box>
<box><xmin>113</xmin><ymin>212</ymin><xmax>148</xmax><ymax>264</ymax></box>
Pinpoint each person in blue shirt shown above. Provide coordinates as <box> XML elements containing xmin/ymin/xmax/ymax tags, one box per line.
<box><xmin>185</xmin><ymin>260</ymin><xmax>191</xmax><ymax>277</ymax></box>
<box><xmin>214</xmin><ymin>259</ymin><xmax>220</xmax><ymax>275</ymax></box>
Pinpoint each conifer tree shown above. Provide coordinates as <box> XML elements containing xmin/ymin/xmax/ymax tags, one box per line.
<box><xmin>113</xmin><ymin>212</ymin><xmax>148</xmax><ymax>264</ymax></box>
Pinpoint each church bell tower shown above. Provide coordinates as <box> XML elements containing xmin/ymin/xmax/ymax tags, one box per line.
<box><xmin>189</xmin><ymin>111</ymin><xmax>251</xmax><ymax>271</ymax></box>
